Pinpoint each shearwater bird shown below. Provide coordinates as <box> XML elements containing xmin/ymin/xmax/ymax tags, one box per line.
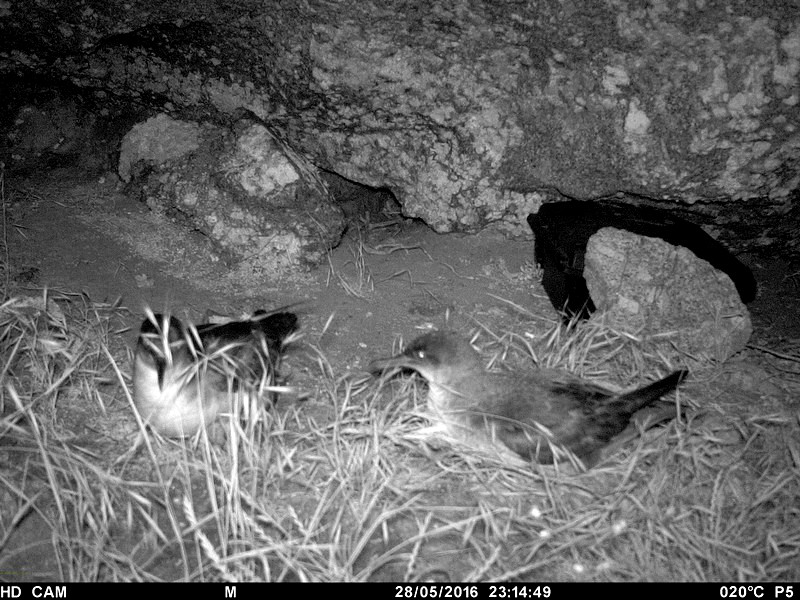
<box><xmin>370</xmin><ymin>330</ymin><xmax>688</xmax><ymax>468</ymax></box>
<box><xmin>133</xmin><ymin>308</ymin><xmax>298</xmax><ymax>437</ymax></box>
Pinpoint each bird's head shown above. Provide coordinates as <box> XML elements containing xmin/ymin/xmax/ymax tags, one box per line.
<box><xmin>369</xmin><ymin>330</ymin><xmax>483</xmax><ymax>384</ymax></box>
<box><xmin>136</xmin><ymin>313</ymin><xmax>193</xmax><ymax>366</ymax></box>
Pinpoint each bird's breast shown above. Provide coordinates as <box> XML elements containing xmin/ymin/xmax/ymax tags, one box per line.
<box><xmin>132</xmin><ymin>351</ymin><xmax>232</xmax><ymax>437</ymax></box>
<box><xmin>425</xmin><ymin>379</ymin><xmax>476</xmax><ymax>422</ymax></box>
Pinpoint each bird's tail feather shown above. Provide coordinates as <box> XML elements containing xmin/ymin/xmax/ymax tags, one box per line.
<box><xmin>253</xmin><ymin>311</ymin><xmax>299</xmax><ymax>345</ymax></box>
<box><xmin>616</xmin><ymin>369</ymin><xmax>689</xmax><ymax>413</ymax></box>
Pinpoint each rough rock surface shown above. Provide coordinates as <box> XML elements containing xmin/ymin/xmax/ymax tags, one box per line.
<box><xmin>118</xmin><ymin>114</ymin><xmax>201</xmax><ymax>183</ymax></box>
<box><xmin>584</xmin><ymin>227</ymin><xmax>752</xmax><ymax>362</ymax></box>
<box><xmin>0</xmin><ymin>83</ymin><xmax>137</xmax><ymax>176</ymax></box>
<box><xmin>121</xmin><ymin>114</ymin><xmax>345</xmax><ymax>277</ymax></box>
<box><xmin>528</xmin><ymin>199</ymin><xmax>757</xmax><ymax>321</ymax></box>
<box><xmin>1</xmin><ymin>1</ymin><xmax>799</xmax><ymax>246</ymax></box>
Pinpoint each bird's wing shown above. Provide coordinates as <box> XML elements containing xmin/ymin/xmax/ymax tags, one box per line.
<box><xmin>468</xmin><ymin>371</ymin><xmax>686</xmax><ymax>465</ymax></box>
<box><xmin>464</xmin><ymin>372</ymin><xmax>621</xmax><ymax>464</ymax></box>
<box><xmin>196</xmin><ymin>312</ymin><xmax>297</xmax><ymax>352</ymax></box>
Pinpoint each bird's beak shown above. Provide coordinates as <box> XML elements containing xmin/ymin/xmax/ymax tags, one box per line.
<box><xmin>368</xmin><ymin>354</ymin><xmax>421</xmax><ymax>376</ymax></box>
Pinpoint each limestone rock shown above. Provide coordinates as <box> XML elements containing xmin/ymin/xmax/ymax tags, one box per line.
<box><xmin>528</xmin><ymin>199</ymin><xmax>757</xmax><ymax>321</ymax></box>
<box><xmin>584</xmin><ymin>227</ymin><xmax>752</xmax><ymax>362</ymax></box>
<box><xmin>2</xmin><ymin>1</ymin><xmax>798</xmax><ymax>248</ymax></box>
<box><xmin>121</xmin><ymin>114</ymin><xmax>345</xmax><ymax>278</ymax></box>
<box><xmin>118</xmin><ymin>114</ymin><xmax>201</xmax><ymax>183</ymax></box>
<box><xmin>1</xmin><ymin>85</ymin><xmax>122</xmax><ymax>175</ymax></box>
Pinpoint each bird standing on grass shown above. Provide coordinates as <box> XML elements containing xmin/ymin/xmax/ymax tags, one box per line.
<box><xmin>133</xmin><ymin>309</ymin><xmax>298</xmax><ymax>437</ymax></box>
<box><xmin>369</xmin><ymin>330</ymin><xmax>688</xmax><ymax>468</ymax></box>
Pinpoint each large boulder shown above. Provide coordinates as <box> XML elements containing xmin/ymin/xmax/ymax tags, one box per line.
<box><xmin>120</xmin><ymin>113</ymin><xmax>345</xmax><ymax>277</ymax></box>
<box><xmin>584</xmin><ymin>227</ymin><xmax>752</xmax><ymax>362</ymax></box>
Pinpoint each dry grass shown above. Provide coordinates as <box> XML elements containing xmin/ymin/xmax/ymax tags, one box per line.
<box><xmin>327</xmin><ymin>231</ymin><xmax>374</xmax><ymax>299</ymax></box>
<box><xmin>0</xmin><ymin>290</ymin><xmax>798</xmax><ymax>581</ymax></box>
